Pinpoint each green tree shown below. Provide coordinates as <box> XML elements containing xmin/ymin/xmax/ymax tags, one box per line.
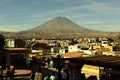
<box><xmin>0</xmin><ymin>34</ymin><xmax>5</xmax><ymax>48</ymax></box>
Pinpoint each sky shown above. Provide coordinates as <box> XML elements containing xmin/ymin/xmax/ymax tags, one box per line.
<box><xmin>0</xmin><ymin>0</ymin><xmax>120</xmax><ymax>32</ymax></box>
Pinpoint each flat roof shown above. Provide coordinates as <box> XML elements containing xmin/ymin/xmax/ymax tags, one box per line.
<box><xmin>5</xmin><ymin>48</ymin><xmax>30</xmax><ymax>51</ymax></box>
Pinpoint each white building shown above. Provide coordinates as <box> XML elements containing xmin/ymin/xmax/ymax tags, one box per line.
<box><xmin>59</xmin><ymin>48</ymin><xmax>66</xmax><ymax>54</ymax></box>
<box><xmin>68</xmin><ymin>45</ymin><xmax>81</xmax><ymax>52</ymax></box>
<box><xmin>101</xmin><ymin>40</ymin><xmax>108</xmax><ymax>46</ymax></box>
<box><xmin>5</xmin><ymin>39</ymin><xmax>15</xmax><ymax>47</ymax></box>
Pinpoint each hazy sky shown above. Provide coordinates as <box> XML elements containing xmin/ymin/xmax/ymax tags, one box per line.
<box><xmin>0</xmin><ymin>0</ymin><xmax>120</xmax><ymax>32</ymax></box>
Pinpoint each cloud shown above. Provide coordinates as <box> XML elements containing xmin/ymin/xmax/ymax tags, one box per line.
<box><xmin>0</xmin><ymin>23</ymin><xmax>37</xmax><ymax>32</ymax></box>
<box><xmin>0</xmin><ymin>26</ymin><xmax>17</xmax><ymax>32</ymax></box>
<box><xmin>0</xmin><ymin>0</ymin><xmax>120</xmax><ymax>32</ymax></box>
<box><xmin>79</xmin><ymin>21</ymin><xmax>120</xmax><ymax>32</ymax></box>
<box><xmin>80</xmin><ymin>21</ymin><xmax>104</xmax><ymax>25</ymax></box>
<box><xmin>52</xmin><ymin>0</ymin><xmax>79</xmax><ymax>2</ymax></box>
<box><xmin>44</xmin><ymin>0</ymin><xmax>120</xmax><ymax>20</ymax></box>
<box><xmin>82</xmin><ymin>0</ymin><xmax>120</xmax><ymax>15</ymax></box>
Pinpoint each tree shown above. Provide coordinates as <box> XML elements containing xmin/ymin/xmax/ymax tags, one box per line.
<box><xmin>0</xmin><ymin>34</ymin><xmax>5</xmax><ymax>49</ymax></box>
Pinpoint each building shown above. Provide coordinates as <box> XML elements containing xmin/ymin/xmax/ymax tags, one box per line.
<box><xmin>93</xmin><ymin>45</ymin><xmax>113</xmax><ymax>52</ymax></box>
<box><xmin>68</xmin><ymin>45</ymin><xmax>81</xmax><ymax>52</ymax></box>
<box><xmin>5</xmin><ymin>39</ymin><xmax>15</xmax><ymax>47</ymax></box>
<box><xmin>5</xmin><ymin>39</ymin><xmax>26</xmax><ymax>48</ymax></box>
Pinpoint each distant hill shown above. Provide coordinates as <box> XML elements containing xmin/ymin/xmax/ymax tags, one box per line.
<box><xmin>0</xmin><ymin>31</ymin><xmax>16</xmax><ymax>39</ymax></box>
<box><xmin>2</xmin><ymin>16</ymin><xmax>120</xmax><ymax>39</ymax></box>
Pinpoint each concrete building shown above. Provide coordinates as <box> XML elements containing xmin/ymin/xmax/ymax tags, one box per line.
<box><xmin>101</xmin><ymin>40</ymin><xmax>108</xmax><ymax>46</ymax></box>
<box><xmin>68</xmin><ymin>45</ymin><xmax>81</xmax><ymax>52</ymax></box>
<box><xmin>5</xmin><ymin>39</ymin><xmax>26</xmax><ymax>48</ymax></box>
<box><xmin>5</xmin><ymin>39</ymin><xmax>15</xmax><ymax>47</ymax></box>
<box><xmin>59</xmin><ymin>48</ymin><xmax>66</xmax><ymax>54</ymax></box>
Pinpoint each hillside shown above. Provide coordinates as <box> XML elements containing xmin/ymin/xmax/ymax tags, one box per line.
<box><xmin>0</xmin><ymin>31</ymin><xmax>16</xmax><ymax>39</ymax></box>
<box><xmin>2</xmin><ymin>16</ymin><xmax>120</xmax><ymax>39</ymax></box>
<box><xmin>28</xmin><ymin>16</ymin><xmax>93</xmax><ymax>33</ymax></box>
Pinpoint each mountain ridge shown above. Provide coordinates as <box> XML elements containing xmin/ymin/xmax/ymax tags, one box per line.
<box><xmin>24</xmin><ymin>16</ymin><xmax>99</xmax><ymax>33</ymax></box>
<box><xmin>1</xmin><ymin>16</ymin><xmax>120</xmax><ymax>39</ymax></box>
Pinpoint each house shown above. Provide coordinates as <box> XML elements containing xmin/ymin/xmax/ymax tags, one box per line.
<box><xmin>5</xmin><ymin>39</ymin><xmax>26</xmax><ymax>48</ymax></box>
<box><xmin>101</xmin><ymin>40</ymin><xmax>108</xmax><ymax>46</ymax></box>
<box><xmin>68</xmin><ymin>45</ymin><xmax>81</xmax><ymax>52</ymax></box>
<box><xmin>31</xmin><ymin>42</ymin><xmax>51</xmax><ymax>56</ymax></box>
<box><xmin>5</xmin><ymin>39</ymin><xmax>15</xmax><ymax>47</ymax></box>
<box><xmin>93</xmin><ymin>45</ymin><xmax>113</xmax><ymax>52</ymax></box>
<box><xmin>59</xmin><ymin>48</ymin><xmax>66</xmax><ymax>54</ymax></box>
<box><xmin>62</xmin><ymin>52</ymin><xmax>84</xmax><ymax>58</ymax></box>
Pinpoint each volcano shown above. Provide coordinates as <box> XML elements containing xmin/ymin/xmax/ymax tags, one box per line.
<box><xmin>9</xmin><ymin>16</ymin><xmax>120</xmax><ymax>39</ymax></box>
